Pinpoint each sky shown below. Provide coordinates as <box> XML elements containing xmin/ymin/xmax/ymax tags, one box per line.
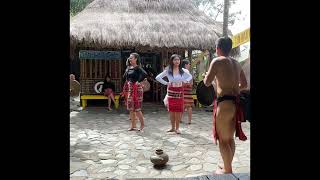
<box><xmin>199</xmin><ymin>0</ymin><xmax>250</xmax><ymax>60</ymax></box>
<box><xmin>229</xmin><ymin>0</ymin><xmax>250</xmax><ymax>34</ymax></box>
<box><xmin>229</xmin><ymin>0</ymin><xmax>250</xmax><ymax>61</ymax></box>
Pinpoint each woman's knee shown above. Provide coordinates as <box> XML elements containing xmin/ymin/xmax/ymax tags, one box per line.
<box><xmin>136</xmin><ymin>111</ymin><xmax>142</xmax><ymax>117</ymax></box>
<box><xmin>219</xmin><ymin>135</ymin><xmax>234</xmax><ymax>144</ymax></box>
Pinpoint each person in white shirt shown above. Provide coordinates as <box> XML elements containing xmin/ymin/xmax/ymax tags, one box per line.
<box><xmin>181</xmin><ymin>59</ymin><xmax>193</xmax><ymax>124</ymax></box>
<box><xmin>155</xmin><ymin>54</ymin><xmax>192</xmax><ymax>134</ymax></box>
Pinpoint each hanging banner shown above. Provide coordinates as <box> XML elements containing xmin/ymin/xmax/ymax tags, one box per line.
<box><xmin>232</xmin><ymin>28</ymin><xmax>250</xmax><ymax>48</ymax></box>
<box><xmin>79</xmin><ymin>50</ymin><xmax>121</xmax><ymax>60</ymax></box>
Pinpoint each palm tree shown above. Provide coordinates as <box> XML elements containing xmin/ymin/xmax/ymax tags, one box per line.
<box><xmin>223</xmin><ymin>0</ymin><xmax>230</xmax><ymax>36</ymax></box>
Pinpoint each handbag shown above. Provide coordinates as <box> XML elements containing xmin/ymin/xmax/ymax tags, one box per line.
<box><xmin>141</xmin><ymin>79</ymin><xmax>151</xmax><ymax>92</ymax></box>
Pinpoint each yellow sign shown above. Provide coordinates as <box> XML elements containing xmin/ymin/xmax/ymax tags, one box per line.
<box><xmin>232</xmin><ymin>28</ymin><xmax>250</xmax><ymax>48</ymax></box>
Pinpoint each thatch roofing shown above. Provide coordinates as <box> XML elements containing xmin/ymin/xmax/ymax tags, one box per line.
<box><xmin>70</xmin><ymin>0</ymin><xmax>233</xmax><ymax>50</ymax></box>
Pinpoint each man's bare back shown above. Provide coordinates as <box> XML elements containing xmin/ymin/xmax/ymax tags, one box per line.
<box><xmin>202</xmin><ymin>37</ymin><xmax>248</xmax><ymax>174</ymax></box>
<box><xmin>203</xmin><ymin>55</ymin><xmax>247</xmax><ymax>174</ymax></box>
<box><xmin>204</xmin><ymin>56</ymin><xmax>247</xmax><ymax>97</ymax></box>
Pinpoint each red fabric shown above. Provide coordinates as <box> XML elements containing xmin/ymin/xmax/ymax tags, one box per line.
<box><xmin>167</xmin><ymin>86</ymin><xmax>184</xmax><ymax>112</ymax></box>
<box><xmin>121</xmin><ymin>81</ymin><xmax>129</xmax><ymax>106</ymax></box>
<box><xmin>132</xmin><ymin>83</ymin><xmax>138</xmax><ymax>102</ymax></box>
<box><xmin>125</xmin><ymin>81</ymin><xmax>143</xmax><ymax>111</ymax></box>
<box><xmin>168</xmin><ymin>96</ymin><xmax>184</xmax><ymax>112</ymax></box>
<box><xmin>104</xmin><ymin>88</ymin><xmax>114</xmax><ymax>96</ymax></box>
<box><xmin>212</xmin><ymin>95</ymin><xmax>247</xmax><ymax>145</ymax></box>
<box><xmin>183</xmin><ymin>83</ymin><xmax>193</xmax><ymax>107</ymax></box>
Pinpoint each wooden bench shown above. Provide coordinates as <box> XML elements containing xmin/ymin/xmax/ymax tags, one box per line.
<box><xmin>80</xmin><ymin>95</ymin><xmax>120</xmax><ymax>109</ymax></box>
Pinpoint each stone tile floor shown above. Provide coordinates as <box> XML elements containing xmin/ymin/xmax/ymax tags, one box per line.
<box><xmin>70</xmin><ymin>105</ymin><xmax>250</xmax><ymax>179</ymax></box>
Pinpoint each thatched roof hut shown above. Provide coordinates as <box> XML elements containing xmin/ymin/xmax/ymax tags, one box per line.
<box><xmin>70</xmin><ymin>0</ymin><xmax>239</xmax><ymax>100</ymax></box>
<box><xmin>70</xmin><ymin>0</ymin><xmax>232</xmax><ymax>50</ymax></box>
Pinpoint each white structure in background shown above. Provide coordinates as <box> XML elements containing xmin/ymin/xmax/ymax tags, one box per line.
<box><xmin>239</xmin><ymin>42</ymin><xmax>250</xmax><ymax>89</ymax></box>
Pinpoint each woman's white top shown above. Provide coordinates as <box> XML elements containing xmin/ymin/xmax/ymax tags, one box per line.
<box><xmin>155</xmin><ymin>68</ymin><xmax>192</xmax><ymax>86</ymax></box>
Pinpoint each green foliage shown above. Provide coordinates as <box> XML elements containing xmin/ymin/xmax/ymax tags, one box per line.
<box><xmin>70</xmin><ymin>0</ymin><xmax>92</xmax><ymax>16</ymax></box>
<box><xmin>192</xmin><ymin>0</ymin><xmax>241</xmax><ymax>26</ymax></box>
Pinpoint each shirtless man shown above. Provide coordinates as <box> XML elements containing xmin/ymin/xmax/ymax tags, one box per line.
<box><xmin>203</xmin><ymin>37</ymin><xmax>247</xmax><ymax>174</ymax></box>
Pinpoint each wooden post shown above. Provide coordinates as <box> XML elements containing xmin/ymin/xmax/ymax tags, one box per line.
<box><xmin>89</xmin><ymin>60</ymin><xmax>92</xmax><ymax>79</ymax></box>
<box><xmin>104</xmin><ymin>60</ymin><xmax>107</xmax><ymax>78</ymax></box>
<box><xmin>99</xmin><ymin>60</ymin><xmax>102</xmax><ymax>78</ymax></box>
<box><xmin>188</xmin><ymin>49</ymin><xmax>192</xmax><ymax>60</ymax></box>
<box><xmin>119</xmin><ymin>57</ymin><xmax>122</xmax><ymax>92</ymax></box>
<box><xmin>108</xmin><ymin>61</ymin><xmax>111</xmax><ymax>77</ymax></box>
<box><xmin>80</xmin><ymin>60</ymin><xmax>83</xmax><ymax>81</ymax></box>
<box><xmin>84</xmin><ymin>60</ymin><xmax>87</xmax><ymax>79</ymax></box>
<box><xmin>94</xmin><ymin>60</ymin><xmax>98</xmax><ymax>78</ymax></box>
<box><xmin>163</xmin><ymin>49</ymin><xmax>168</xmax><ymax>68</ymax></box>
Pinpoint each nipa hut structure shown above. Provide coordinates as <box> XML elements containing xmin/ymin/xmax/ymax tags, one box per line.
<box><xmin>70</xmin><ymin>0</ymin><xmax>237</xmax><ymax>102</ymax></box>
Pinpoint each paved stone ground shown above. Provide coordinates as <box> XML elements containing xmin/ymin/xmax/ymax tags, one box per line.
<box><xmin>70</xmin><ymin>104</ymin><xmax>250</xmax><ymax>179</ymax></box>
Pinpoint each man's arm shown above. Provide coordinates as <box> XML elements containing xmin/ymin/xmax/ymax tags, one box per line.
<box><xmin>203</xmin><ymin>59</ymin><xmax>218</xmax><ymax>87</ymax></box>
<box><xmin>239</xmin><ymin>68</ymin><xmax>248</xmax><ymax>90</ymax></box>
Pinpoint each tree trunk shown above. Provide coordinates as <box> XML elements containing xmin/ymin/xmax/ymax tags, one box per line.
<box><xmin>223</xmin><ymin>0</ymin><xmax>230</xmax><ymax>36</ymax></box>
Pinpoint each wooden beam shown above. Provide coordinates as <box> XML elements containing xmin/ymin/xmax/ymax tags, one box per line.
<box><xmin>80</xmin><ymin>60</ymin><xmax>83</xmax><ymax>80</ymax></box>
<box><xmin>94</xmin><ymin>60</ymin><xmax>98</xmax><ymax>78</ymax></box>
<box><xmin>89</xmin><ymin>60</ymin><xmax>92</xmax><ymax>79</ymax></box>
<box><xmin>104</xmin><ymin>60</ymin><xmax>107</xmax><ymax>78</ymax></box>
<box><xmin>84</xmin><ymin>60</ymin><xmax>87</xmax><ymax>79</ymax></box>
<box><xmin>99</xmin><ymin>60</ymin><xmax>102</xmax><ymax>78</ymax></box>
<box><xmin>188</xmin><ymin>49</ymin><xmax>192</xmax><ymax>60</ymax></box>
<box><xmin>109</xmin><ymin>61</ymin><xmax>111</xmax><ymax>77</ymax></box>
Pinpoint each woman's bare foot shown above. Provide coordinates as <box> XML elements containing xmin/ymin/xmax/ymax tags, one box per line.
<box><xmin>215</xmin><ymin>165</ymin><xmax>232</xmax><ymax>174</ymax></box>
<box><xmin>175</xmin><ymin>129</ymin><xmax>181</xmax><ymax>134</ymax></box>
<box><xmin>128</xmin><ymin>128</ymin><xmax>136</xmax><ymax>131</ymax></box>
<box><xmin>166</xmin><ymin>129</ymin><xmax>175</xmax><ymax>132</ymax></box>
<box><xmin>107</xmin><ymin>107</ymin><xmax>112</xmax><ymax>111</ymax></box>
<box><xmin>138</xmin><ymin>125</ymin><xmax>144</xmax><ymax>131</ymax></box>
<box><xmin>215</xmin><ymin>166</ymin><xmax>226</xmax><ymax>174</ymax></box>
<box><xmin>218</xmin><ymin>163</ymin><xmax>224</xmax><ymax>169</ymax></box>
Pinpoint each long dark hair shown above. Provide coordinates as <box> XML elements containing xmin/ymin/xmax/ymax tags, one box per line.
<box><xmin>168</xmin><ymin>54</ymin><xmax>184</xmax><ymax>77</ymax></box>
<box><xmin>128</xmin><ymin>53</ymin><xmax>141</xmax><ymax>66</ymax></box>
<box><xmin>181</xmin><ymin>58</ymin><xmax>190</xmax><ymax>68</ymax></box>
<box><xmin>123</xmin><ymin>53</ymin><xmax>142</xmax><ymax>79</ymax></box>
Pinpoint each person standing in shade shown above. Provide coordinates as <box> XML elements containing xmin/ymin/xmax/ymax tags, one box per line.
<box><xmin>156</xmin><ymin>54</ymin><xmax>192</xmax><ymax>134</ymax></box>
<box><xmin>102</xmin><ymin>74</ymin><xmax>116</xmax><ymax>111</ymax></box>
<box><xmin>181</xmin><ymin>59</ymin><xmax>193</xmax><ymax>124</ymax></box>
<box><xmin>123</xmin><ymin>53</ymin><xmax>148</xmax><ymax>132</ymax></box>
